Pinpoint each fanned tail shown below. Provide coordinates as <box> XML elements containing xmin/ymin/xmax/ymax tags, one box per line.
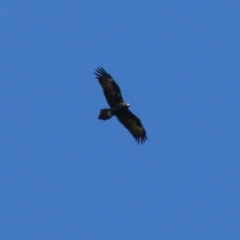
<box><xmin>98</xmin><ymin>109</ymin><xmax>112</xmax><ymax>120</ymax></box>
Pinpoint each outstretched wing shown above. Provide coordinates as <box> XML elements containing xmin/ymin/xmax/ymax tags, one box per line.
<box><xmin>95</xmin><ymin>67</ymin><xmax>124</xmax><ymax>107</ymax></box>
<box><xmin>116</xmin><ymin>109</ymin><xmax>147</xmax><ymax>144</ymax></box>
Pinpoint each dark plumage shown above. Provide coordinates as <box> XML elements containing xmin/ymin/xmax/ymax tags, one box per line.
<box><xmin>95</xmin><ymin>67</ymin><xmax>147</xmax><ymax>144</ymax></box>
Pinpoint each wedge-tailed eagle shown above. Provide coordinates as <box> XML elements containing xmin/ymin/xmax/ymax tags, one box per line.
<box><xmin>95</xmin><ymin>67</ymin><xmax>147</xmax><ymax>144</ymax></box>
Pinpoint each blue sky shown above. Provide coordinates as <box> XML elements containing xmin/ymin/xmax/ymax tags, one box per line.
<box><xmin>1</xmin><ymin>1</ymin><xmax>240</xmax><ymax>239</ymax></box>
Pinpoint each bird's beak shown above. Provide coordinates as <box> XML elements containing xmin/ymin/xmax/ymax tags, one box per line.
<box><xmin>126</xmin><ymin>103</ymin><xmax>130</xmax><ymax>107</ymax></box>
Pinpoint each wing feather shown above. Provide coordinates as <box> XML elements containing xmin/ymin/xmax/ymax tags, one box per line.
<box><xmin>116</xmin><ymin>109</ymin><xmax>147</xmax><ymax>144</ymax></box>
<box><xmin>95</xmin><ymin>67</ymin><xmax>124</xmax><ymax>107</ymax></box>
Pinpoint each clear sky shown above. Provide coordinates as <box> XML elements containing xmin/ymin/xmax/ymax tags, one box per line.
<box><xmin>1</xmin><ymin>1</ymin><xmax>240</xmax><ymax>239</ymax></box>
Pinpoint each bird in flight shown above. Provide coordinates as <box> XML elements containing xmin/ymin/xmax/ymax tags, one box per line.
<box><xmin>95</xmin><ymin>67</ymin><xmax>147</xmax><ymax>144</ymax></box>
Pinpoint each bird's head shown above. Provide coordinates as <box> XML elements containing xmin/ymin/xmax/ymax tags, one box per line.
<box><xmin>117</xmin><ymin>102</ymin><xmax>130</xmax><ymax>110</ymax></box>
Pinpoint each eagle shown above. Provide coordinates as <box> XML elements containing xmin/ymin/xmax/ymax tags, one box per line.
<box><xmin>95</xmin><ymin>67</ymin><xmax>147</xmax><ymax>144</ymax></box>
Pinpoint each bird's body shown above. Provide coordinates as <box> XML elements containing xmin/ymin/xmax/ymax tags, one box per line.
<box><xmin>95</xmin><ymin>67</ymin><xmax>147</xmax><ymax>144</ymax></box>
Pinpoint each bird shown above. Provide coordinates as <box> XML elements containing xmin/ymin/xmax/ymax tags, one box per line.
<box><xmin>95</xmin><ymin>67</ymin><xmax>147</xmax><ymax>144</ymax></box>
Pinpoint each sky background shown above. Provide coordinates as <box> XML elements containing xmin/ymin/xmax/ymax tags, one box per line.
<box><xmin>1</xmin><ymin>1</ymin><xmax>240</xmax><ymax>239</ymax></box>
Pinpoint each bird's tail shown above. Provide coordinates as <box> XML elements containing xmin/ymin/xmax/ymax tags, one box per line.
<box><xmin>98</xmin><ymin>109</ymin><xmax>113</xmax><ymax>120</ymax></box>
